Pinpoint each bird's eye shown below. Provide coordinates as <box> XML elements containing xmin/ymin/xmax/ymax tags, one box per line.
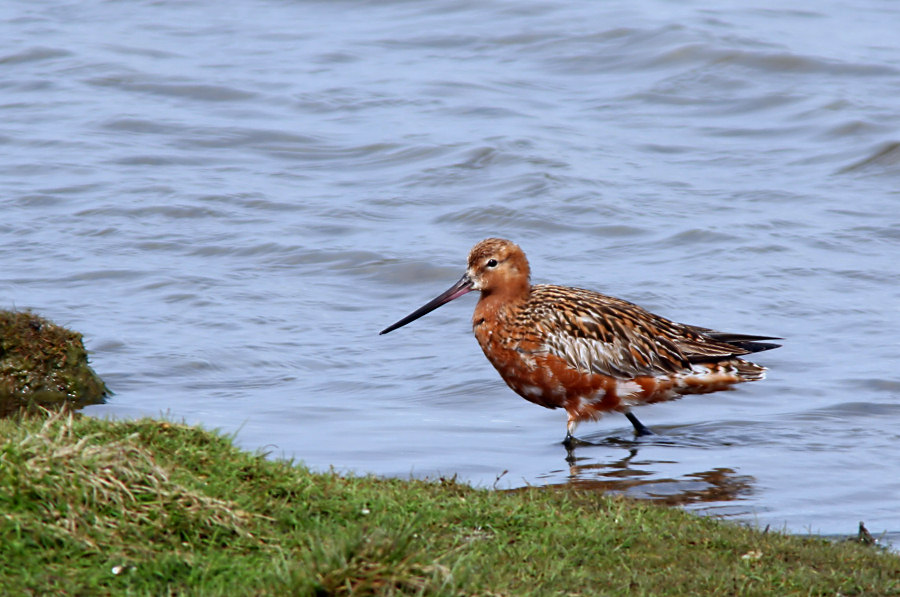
<box><xmin>486</xmin><ymin>259</ymin><xmax>498</xmax><ymax>268</ymax></box>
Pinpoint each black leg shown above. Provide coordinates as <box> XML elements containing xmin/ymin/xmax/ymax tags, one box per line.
<box><xmin>625</xmin><ymin>411</ymin><xmax>654</xmax><ymax>436</ymax></box>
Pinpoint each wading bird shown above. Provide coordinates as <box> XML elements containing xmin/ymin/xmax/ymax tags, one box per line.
<box><xmin>380</xmin><ymin>238</ymin><xmax>779</xmax><ymax>446</ymax></box>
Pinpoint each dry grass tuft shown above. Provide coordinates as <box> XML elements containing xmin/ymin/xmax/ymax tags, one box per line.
<box><xmin>3</xmin><ymin>411</ymin><xmax>262</xmax><ymax>556</ymax></box>
<box><xmin>306</xmin><ymin>526</ymin><xmax>452</xmax><ymax>596</ymax></box>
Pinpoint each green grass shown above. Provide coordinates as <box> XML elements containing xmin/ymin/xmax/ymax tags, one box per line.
<box><xmin>2</xmin><ymin>411</ymin><xmax>898</xmax><ymax>596</ymax></box>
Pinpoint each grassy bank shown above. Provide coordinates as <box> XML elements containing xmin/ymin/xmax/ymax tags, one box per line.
<box><xmin>2</xmin><ymin>412</ymin><xmax>898</xmax><ymax>596</ymax></box>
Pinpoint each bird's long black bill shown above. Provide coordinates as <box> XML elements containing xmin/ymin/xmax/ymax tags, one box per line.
<box><xmin>380</xmin><ymin>274</ymin><xmax>473</xmax><ymax>335</ymax></box>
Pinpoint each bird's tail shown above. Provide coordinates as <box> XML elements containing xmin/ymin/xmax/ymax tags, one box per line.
<box><xmin>702</xmin><ymin>332</ymin><xmax>781</xmax><ymax>354</ymax></box>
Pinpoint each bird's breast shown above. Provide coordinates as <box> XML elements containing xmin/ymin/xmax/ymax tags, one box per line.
<box><xmin>473</xmin><ymin>305</ymin><xmax>555</xmax><ymax>406</ymax></box>
<box><xmin>472</xmin><ymin>307</ymin><xmax>613</xmax><ymax>410</ymax></box>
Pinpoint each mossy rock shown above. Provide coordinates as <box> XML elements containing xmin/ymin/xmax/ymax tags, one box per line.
<box><xmin>0</xmin><ymin>310</ymin><xmax>108</xmax><ymax>417</ymax></box>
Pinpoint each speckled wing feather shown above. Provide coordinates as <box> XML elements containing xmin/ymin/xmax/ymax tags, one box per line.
<box><xmin>522</xmin><ymin>285</ymin><xmax>758</xmax><ymax>379</ymax></box>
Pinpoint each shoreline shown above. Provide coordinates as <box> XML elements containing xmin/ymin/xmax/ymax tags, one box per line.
<box><xmin>3</xmin><ymin>410</ymin><xmax>898</xmax><ymax>595</ymax></box>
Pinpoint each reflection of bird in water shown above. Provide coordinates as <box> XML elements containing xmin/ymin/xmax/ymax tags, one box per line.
<box><xmin>564</xmin><ymin>449</ymin><xmax>754</xmax><ymax>506</ymax></box>
<box><xmin>381</xmin><ymin>238</ymin><xmax>780</xmax><ymax>446</ymax></box>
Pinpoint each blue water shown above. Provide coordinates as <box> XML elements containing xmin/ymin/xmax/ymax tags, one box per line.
<box><xmin>2</xmin><ymin>0</ymin><xmax>899</xmax><ymax>547</ymax></box>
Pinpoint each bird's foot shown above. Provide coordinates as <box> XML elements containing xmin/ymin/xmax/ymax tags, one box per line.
<box><xmin>562</xmin><ymin>433</ymin><xmax>588</xmax><ymax>449</ymax></box>
<box><xmin>625</xmin><ymin>411</ymin><xmax>655</xmax><ymax>437</ymax></box>
<box><xmin>633</xmin><ymin>425</ymin><xmax>655</xmax><ymax>437</ymax></box>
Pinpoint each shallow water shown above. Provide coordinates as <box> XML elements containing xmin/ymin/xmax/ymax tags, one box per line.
<box><xmin>3</xmin><ymin>0</ymin><xmax>899</xmax><ymax>546</ymax></box>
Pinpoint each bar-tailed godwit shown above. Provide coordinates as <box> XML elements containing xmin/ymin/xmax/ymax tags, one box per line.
<box><xmin>380</xmin><ymin>238</ymin><xmax>779</xmax><ymax>446</ymax></box>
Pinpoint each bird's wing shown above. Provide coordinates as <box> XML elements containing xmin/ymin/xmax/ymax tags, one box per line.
<box><xmin>525</xmin><ymin>285</ymin><xmax>754</xmax><ymax>378</ymax></box>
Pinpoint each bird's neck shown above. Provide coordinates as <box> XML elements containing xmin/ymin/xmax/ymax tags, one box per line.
<box><xmin>474</xmin><ymin>283</ymin><xmax>531</xmax><ymax>323</ymax></box>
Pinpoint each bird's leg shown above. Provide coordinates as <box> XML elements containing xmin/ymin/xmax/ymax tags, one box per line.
<box><xmin>562</xmin><ymin>417</ymin><xmax>579</xmax><ymax>448</ymax></box>
<box><xmin>625</xmin><ymin>411</ymin><xmax>654</xmax><ymax>436</ymax></box>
